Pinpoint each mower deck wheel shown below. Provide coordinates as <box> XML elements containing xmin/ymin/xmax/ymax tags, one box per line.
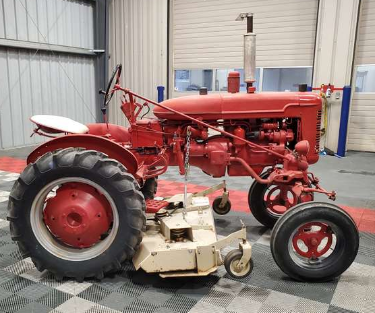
<box><xmin>224</xmin><ymin>249</ymin><xmax>254</xmax><ymax>279</ymax></box>
<box><xmin>212</xmin><ymin>196</ymin><xmax>231</xmax><ymax>215</ymax></box>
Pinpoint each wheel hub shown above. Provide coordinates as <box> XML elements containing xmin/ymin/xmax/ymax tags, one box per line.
<box><xmin>292</xmin><ymin>222</ymin><xmax>333</xmax><ymax>258</ymax></box>
<box><xmin>265</xmin><ymin>185</ymin><xmax>298</xmax><ymax>214</ymax></box>
<box><xmin>44</xmin><ymin>183</ymin><xmax>113</xmax><ymax>248</ymax></box>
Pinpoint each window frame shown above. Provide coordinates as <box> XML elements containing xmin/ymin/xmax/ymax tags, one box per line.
<box><xmin>353</xmin><ymin>64</ymin><xmax>375</xmax><ymax>94</ymax></box>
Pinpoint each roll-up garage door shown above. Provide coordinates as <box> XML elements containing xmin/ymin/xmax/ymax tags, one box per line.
<box><xmin>348</xmin><ymin>0</ymin><xmax>375</xmax><ymax>152</ymax></box>
<box><xmin>172</xmin><ymin>0</ymin><xmax>319</xmax><ymax>69</ymax></box>
<box><xmin>172</xmin><ymin>0</ymin><xmax>319</xmax><ymax>96</ymax></box>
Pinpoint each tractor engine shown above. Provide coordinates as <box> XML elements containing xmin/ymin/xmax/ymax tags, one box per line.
<box><xmin>153</xmin><ymin>91</ymin><xmax>322</xmax><ymax>178</ymax></box>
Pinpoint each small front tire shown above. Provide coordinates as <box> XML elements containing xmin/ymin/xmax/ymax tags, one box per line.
<box><xmin>248</xmin><ymin>172</ymin><xmax>280</xmax><ymax>228</ymax></box>
<box><xmin>270</xmin><ymin>202</ymin><xmax>359</xmax><ymax>282</ymax></box>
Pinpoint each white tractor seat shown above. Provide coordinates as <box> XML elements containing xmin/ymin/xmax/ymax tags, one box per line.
<box><xmin>30</xmin><ymin>115</ymin><xmax>89</xmax><ymax>134</ymax></box>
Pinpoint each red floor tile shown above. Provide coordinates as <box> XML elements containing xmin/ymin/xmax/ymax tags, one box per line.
<box><xmin>358</xmin><ymin>219</ymin><xmax>375</xmax><ymax>233</ymax></box>
<box><xmin>0</xmin><ymin>157</ymin><xmax>26</xmax><ymax>173</ymax></box>
<box><xmin>362</xmin><ymin>210</ymin><xmax>375</xmax><ymax>222</ymax></box>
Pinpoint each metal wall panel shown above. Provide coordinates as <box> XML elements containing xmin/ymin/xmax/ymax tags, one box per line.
<box><xmin>0</xmin><ymin>0</ymin><xmax>95</xmax><ymax>49</ymax></box>
<box><xmin>173</xmin><ymin>0</ymin><xmax>318</xmax><ymax>69</ymax></box>
<box><xmin>348</xmin><ymin>0</ymin><xmax>375</xmax><ymax>152</ymax></box>
<box><xmin>0</xmin><ymin>48</ymin><xmax>97</xmax><ymax>149</ymax></box>
<box><xmin>108</xmin><ymin>0</ymin><xmax>168</xmax><ymax>126</ymax></box>
<box><xmin>0</xmin><ymin>0</ymin><xmax>96</xmax><ymax>149</ymax></box>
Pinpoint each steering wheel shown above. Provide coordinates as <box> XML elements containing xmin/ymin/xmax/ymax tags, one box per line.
<box><xmin>103</xmin><ymin>64</ymin><xmax>122</xmax><ymax>107</ymax></box>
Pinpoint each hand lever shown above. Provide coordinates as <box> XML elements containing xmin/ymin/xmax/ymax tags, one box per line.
<box><xmin>101</xmin><ymin>107</ymin><xmax>109</xmax><ymax>131</ymax></box>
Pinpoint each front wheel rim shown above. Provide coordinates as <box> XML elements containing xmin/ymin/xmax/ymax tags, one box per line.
<box><xmin>288</xmin><ymin>220</ymin><xmax>339</xmax><ymax>269</ymax></box>
<box><xmin>30</xmin><ymin>177</ymin><xmax>119</xmax><ymax>262</ymax></box>
<box><xmin>264</xmin><ymin>185</ymin><xmax>298</xmax><ymax>216</ymax></box>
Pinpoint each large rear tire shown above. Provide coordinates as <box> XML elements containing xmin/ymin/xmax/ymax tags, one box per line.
<box><xmin>270</xmin><ymin>202</ymin><xmax>359</xmax><ymax>282</ymax></box>
<box><xmin>7</xmin><ymin>148</ymin><xmax>146</xmax><ymax>281</ymax></box>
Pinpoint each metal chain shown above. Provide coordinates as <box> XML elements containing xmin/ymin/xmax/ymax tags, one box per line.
<box><xmin>184</xmin><ymin>127</ymin><xmax>192</xmax><ymax>178</ymax></box>
<box><xmin>183</xmin><ymin>127</ymin><xmax>192</xmax><ymax>215</ymax></box>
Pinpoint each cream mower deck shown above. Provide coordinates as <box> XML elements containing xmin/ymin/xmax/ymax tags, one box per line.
<box><xmin>134</xmin><ymin>184</ymin><xmax>252</xmax><ymax>279</ymax></box>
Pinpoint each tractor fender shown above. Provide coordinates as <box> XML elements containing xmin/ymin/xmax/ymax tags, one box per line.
<box><xmin>27</xmin><ymin>134</ymin><xmax>138</xmax><ymax>175</ymax></box>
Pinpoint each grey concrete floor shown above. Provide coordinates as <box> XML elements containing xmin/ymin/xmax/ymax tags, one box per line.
<box><xmin>0</xmin><ymin>145</ymin><xmax>36</xmax><ymax>158</ymax></box>
<box><xmin>310</xmin><ymin>151</ymin><xmax>375</xmax><ymax>209</ymax></box>
<box><xmin>1</xmin><ymin>146</ymin><xmax>374</xmax><ymax>209</ymax></box>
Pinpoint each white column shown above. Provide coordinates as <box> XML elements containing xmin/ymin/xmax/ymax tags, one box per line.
<box><xmin>313</xmin><ymin>0</ymin><xmax>360</xmax><ymax>153</ymax></box>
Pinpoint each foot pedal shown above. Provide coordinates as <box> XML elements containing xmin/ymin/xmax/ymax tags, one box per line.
<box><xmin>146</xmin><ymin>199</ymin><xmax>169</xmax><ymax>213</ymax></box>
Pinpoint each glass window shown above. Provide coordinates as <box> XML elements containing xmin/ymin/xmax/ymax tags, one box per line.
<box><xmin>262</xmin><ymin>67</ymin><xmax>312</xmax><ymax>92</ymax></box>
<box><xmin>174</xmin><ymin>67</ymin><xmax>313</xmax><ymax>93</ymax></box>
<box><xmin>215</xmin><ymin>68</ymin><xmax>260</xmax><ymax>92</ymax></box>
<box><xmin>355</xmin><ymin>65</ymin><xmax>375</xmax><ymax>92</ymax></box>
<box><xmin>174</xmin><ymin>70</ymin><xmax>213</xmax><ymax>92</ymax></box>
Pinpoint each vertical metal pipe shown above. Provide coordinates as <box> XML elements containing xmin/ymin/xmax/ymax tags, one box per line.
<box><xmin>157</xmin><ymin>86</ymin><xmax>165</xmax><ymax>102</ymax></box>
<box><xmin>337</xmin><ymin>86</ymin><xmax>352</xmax><ymax>157</ymax></box>
<box><xmin>244</xmin><ymin>34</ymin><xmax>256</xmax><ymax>85</ymax></box>
<box><xmin>94</xmin><ymin>0</ymin><xmax>109</xmax><ymax>122</ymax></box>
<box><xmin>247</xmin><ymin>15</ymin><xmax>253</xmax><ymax>33</ymax></box>
<box><xmin>243</xmin><ymin>13</ymin><xmax>256</xmax><ymax>90</ymax></box>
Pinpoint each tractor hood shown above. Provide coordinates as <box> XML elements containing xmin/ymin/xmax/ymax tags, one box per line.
<box><xmin>153</xmin><ymin>92</ymin><xmax>321</xmax><ymax>120</ymax></box>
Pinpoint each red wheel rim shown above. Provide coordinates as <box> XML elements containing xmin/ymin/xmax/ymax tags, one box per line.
<box><xmin>265</xmin><ymin>185</ymin><xmax>297</xmax><ymax>215</ymax></box>
<box><xmin>43</xmin><ymin>183</ymin><xmax>113</xmax><ymax>248</ymax></box>
<box><xmin>292</xmin><ymin>222</ymin><xmax>333</xmax><ymax>259</ymax></box>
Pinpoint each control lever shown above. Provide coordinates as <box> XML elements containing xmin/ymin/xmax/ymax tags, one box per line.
<box><xmin>101</xmin><ymin>107</ymin><xmax>109</xmax><ymax>131</ymax></box>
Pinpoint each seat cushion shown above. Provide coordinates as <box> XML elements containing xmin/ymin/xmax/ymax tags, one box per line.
<box><xmin>30</xmin><ymin>115</ymin><xmax>89</xmax><ymax>134</ymax></box>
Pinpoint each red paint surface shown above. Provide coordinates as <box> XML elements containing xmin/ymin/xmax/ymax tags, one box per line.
<box><xmin>1</xmin><ymin>156</ymin><xmax>375</xmax><ymax>234</ymax></box>
<box><xmin>44</xmin><ymin>182</ymin><xmax>112</xmax><ymax>248</ymax></box>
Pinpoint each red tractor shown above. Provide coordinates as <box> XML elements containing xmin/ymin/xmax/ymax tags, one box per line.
<box><xmin>8</xmin><ymin>14</ymin><xmax>358</xmax><ymax>282</ymax></box>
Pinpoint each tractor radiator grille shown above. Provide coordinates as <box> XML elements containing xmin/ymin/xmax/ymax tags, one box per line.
<box><xmin>315</xmin><ymin>110</ymin><xmax>322</xmax><ymax>153</ymax></box>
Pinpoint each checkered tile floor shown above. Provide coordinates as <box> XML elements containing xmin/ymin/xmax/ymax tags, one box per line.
<box><xmin>0</xmin><ymin>167</ymin><xmax>375</xmax><ymax>313</ymax></box>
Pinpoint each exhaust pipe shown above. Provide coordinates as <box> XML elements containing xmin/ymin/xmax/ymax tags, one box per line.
<box><xmin>236</xmin><ymin>13</ymin><xmax>256</xmax><ymax>93</ymax></box>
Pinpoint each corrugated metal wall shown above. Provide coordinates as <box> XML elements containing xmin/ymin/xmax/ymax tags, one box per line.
<box><xmin>172</xmin><ymin>0</ymin><xmax>318</xmax><ymax>69</ymax></box>
<box><xmin>0</xmin><ymin>0</ymin><xmax>94</xmax><ymax>47</ymax></box>
<box><xmin>0</xmin><ymin>0</ymin><xmax>97</xmax><ymax>149</ymax></box>
<box><xmin>348</xmin><ymin>0</ymin><xmax>375</xmax><ymax>152</ymax></box>
<box><xmin>108</xmin><ymin>0</ymin><xmax>168</xmax><ymax>126</ymax></box>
